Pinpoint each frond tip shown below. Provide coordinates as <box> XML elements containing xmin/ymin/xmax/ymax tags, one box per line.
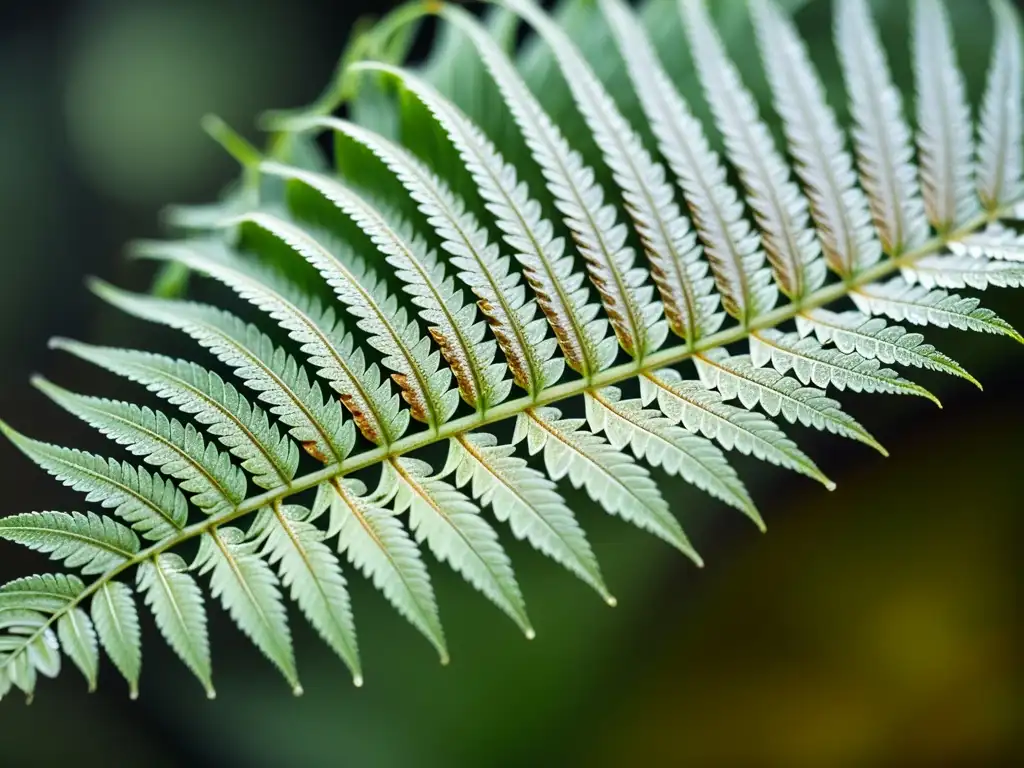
<box><xmin>2</xmin><ymin>0</ymin><xmax>1024</xmax><ymax>705</ymax></box>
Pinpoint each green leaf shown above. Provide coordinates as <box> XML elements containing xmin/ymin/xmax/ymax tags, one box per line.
<box><xmin>679</xmin><ymin>0</ymin><xmax>817</xmax><ymax>301</ymax></box>
<box><xmin>641</xmin><ymin>369</ymin><xmax>833</xmax><ymax>489</ymax></box>
<box><xmin>260</xmin><ymin>163</ymin><xmax>510</xmax><ymax>412</ymax></box>
<box><xmin>912</xmin><ymin>0</ymin><xmax>978</xmax><ymax>230</ymax></box>
<box><xmin>131</xmin><ymin>239</ymin><xmax>406</xmax><ymax>445</ymax></box>
<box><xmin>1</xmin><ymin>610</ymin><xmax>62</xmax><ymax>700</ymax></box>
<box><xmin>325</xmin><ymin>480</ymin><xmax>447</xmax><ymax>663</ymax></box>
<box><xmin>515</xmin><ymin>406</ymin><xmax>700</xmax><ymax>564</ymax></box>
<box><xmin>585</xmin><ymin>386</ymin><xmax>762</xmax><ymax>530</ymax></box>
<box><xmin>91</xmin><ymin>283</ymin><xmax>355</xmax><ymax>465</ymax></box>
<box><xmin>355</xmin><ymin>61</ymin><xmax>613</xmax><ymax>379</ymax></box>
<box><xmin>797</xmin><ymin>309</ymin><xmax>980</xmax><ymax>388</ymax></box>
<box><xmin>91</xmin><ymin>582</ymin><xmax>142</xmax><ymax>698</ymax></box>
<box><xmin>442</xmin><ymin>432</ymin><xmax>612</xmax><ymax>604</ymax></box>
<box><xmin>0</xmin><ymin>574</ymin><xmax>84</xmax><ymax>614</ymax></box>
<box><xmin>251</xmin><ymin>504</ymin><xmax>361</xmax><ymax>686</ymax></box>
<box><xmin>34</xmin><ymin>378</ymin><xmax>247</xmax><ymax>515</ymax></box>
<box><xmin>0</xmin><ymin>422</ymin><xmax>187</xmax><ymax>541</ymax></box>
<box><xmin>750</xmin><ymin>328</ymin><xmax>940</xmax><ymax>404</ymax></box>
<box><xmin>136</xmin><ymin>554</ymin><xmax>214</xmax><ymax>698</ymax></box>
<box><xmin>835</xmin><ymin>0</ymin><xmax>929</xmax><ymax>255</ymax></box>
<box><xmin>450</xmin><ymin>1</ymin><xmax>666</xmax><ymax>357</ymax></box>
<box><xmin>57</xmin><ymin>608</ymin><xmax>99</xmax><ymax>692</ymax></box>
<box><xmin>278</xmin><ymin>114</ymin><xmax>554</xmax><ymax>399</ymax></box>
<box><xmin>693</xmin><ymin>349</ymin><xmax>885</xmax><ymax>454</ymax></box>
<box><xmin>194</xmin><ymin>528</ymin><xmax>300</xmax><ymax>694</ymax></box>
<box><xmin>746</xmin><ymin>0</ymin><xmax>879</xmax><ymax>277</ymax></box>
<box><xmin>902</xmin><ymin>254</ymin><xmax>1024</xmax><ymax>291</ymax></box>
<box><xmin>854</xmin><ymin>278</ymin><xmax>1024</xmax><ymax>341</ymax></box>
<box><xmin>53</xmin><ymin>339</ymin><xmax>300</xmax><ymax>490</ymax></box>
<box><xmin>233</xmin><ymin>205</ymin><xmax>459</xmax><ymax>431</ymax></box>
<box><xmin>0</xmin><ymin>511</ymin><xmax>139</xmax><ymax>576</ymax></box>
<box><xmin>977</xmin><ymin>0</ymin><xmax>1024</xmax><ymax>210</ymax></box>
<box><xmin>383</xmin><ymin>457</ymin><xmax>533</xmax><ymax>638</ymax></box>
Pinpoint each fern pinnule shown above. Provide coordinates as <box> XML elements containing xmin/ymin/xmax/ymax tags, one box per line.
<box><xmin>977</xmin><ymin>0</ymin><xmax>1024</xmax><ymax>211</ymax></box>
<box><xmin>89</xmin><ymin>281</ymin><xmax>356</xmax><ymax>465</ymax></box>
<box><xmin>466</xmin><ymin>0</ymin><xmax>667</xmax><ymax>359</ymax></box>
<box><xmin>835</xmin><ymin>0</ymin><xmax>930</xmax><ymax>256</ymax></box>
<box><xmin>131</xmin><ymin>237</ymin><xmax>406</xmax><ymax>445</ymax></box>
<box><xmin>350</xmin><ymin>60</ymin><xmax>617</xmax><ymax>380</ymax></box>
<box><xmin>748</xmin><ymin>0</ymin><xmax>880</xmax><ymax>279</ymax></box>
<box><xmin>4</xmin><ymin>0</ymin><xmax>1024</xmax><ymax>708</ymax></box>
<box><xmin>681</xmin><ymin>0</ymin><xmax>818</xmax><ymax>303</ymax></box>
<box><xmin>912</xmin><ymin>0</ymin><xmax>979</xmax><ymax>232</ymax></box>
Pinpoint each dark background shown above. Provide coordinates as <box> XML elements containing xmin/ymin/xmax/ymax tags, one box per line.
<box><xmin>1</xmin><ymin>0</ymin><xmax>1021</xmax><ymax>765</ymax></box>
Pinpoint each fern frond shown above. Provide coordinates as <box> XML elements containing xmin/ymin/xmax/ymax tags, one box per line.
<box><xmin>0</xmin><ymin>422</ymin><xmax>187</xmax><ymax>541</ymax></box>
<box><xmin>950</xmin><ymin>224</ymin><xmax>1024</xmax><ymax>262</ymax></box>
<box><xmin>796</xmin><ymin>309</ymin><xmax>980</xmax><ymax>388</ymax></box>
<box><xmin>681</xmin><ymin>0</ymin><xmax>818</xmax><ymax>302</ymax></box>
<box><xmin>583</xmin><ymin>386</ymin><xmax>761</xmax><ymax>528</ymax></box>
<box><xmin>442</xmin><ymin>433</ymin><xmax>612</xmax><ymax>604</ymax></box>
<box><xmin>136</xmin><ymin>554</ymin><xmax>214</xmax><ymax>697</ymax></box>
<box><xmin>52</xmin><ymin>340</ymin><xmax>299</xmax><ymax>490</ymax></box>
<box><xmin>0</xmin><ymin>574</ymin><xmax>84</xmax><ymax>614</ymax></box>
<box><xmin>692</xmin><ymin>349</ymin><xmax>885</xmax><ymax>455</ymax></box>
<box><xmin>324</xmin><ymin>479</ymin><xmax>447</xmax><ymax>662</ymax></box>
<box><xmin>750</xmin><ymin>329</ymin><xmax>940</xmax><ymax>404</ymax></box>
<box><xmin>836</xmin><ymin>0</ymin><xmax>930</xmax><ymax>255</ymax></box>
<box><xmin>273</xmin><ymin>116</ymin><xmax>554</xmax><ymax>398</ymax></box>
<box><xmin>234</xmin><ymin>209</ymin><xmax>459</xmax><ymax>430</ymax></box>
<box><xmin>194</xmin><ymin>527</ymin><xmax>300</xmax><ymax>694</ymax></box>
<box><xmin>0</xmin><ymin>512</ymin><xmax>139</xmax><ymax>576</ymax></box>
<box><xmin>978</xmin><ymin>0</ymin><xmax>1024</xmax><ymax>211</ymax></box>
<box><xmin>34</xmin><ymin>379</ymin><xmax>247</xmax><ymax>515</ymax></box>
<box><xmin>640</xmin><ymin>369</ymin><xmax>833</xmax><ymax>489</ymax></box>
<box><xmin>515</xmin><ymin>406</ymin><xmax>701</xmax><ymax>565</ymax></box>
<box><xmin>476</xmin><ymin>0</ymin><xmax>667</xmax><ymax>358</ymax></box>
<box><xmin>902</xmin><ymin>253</ymin><xmax>1024</xmax><ymax>290</ymax></box>
<box><xmin>749</xmin><ymin>0</ymin><xmax>880</xmax><ymax>278</ymax></box>
<box><xmin>259</xmin><ymin>164</ymin><xmax>509</xmax><ymax>412</ymax></box>
<box><xmin>382</xmin><ymin>457</ymin><xmax>532</xmax><ymax>636</ymax></box>
<box><xmin>597</xmin><ymin>0</ymin><xmax>723</xmax><ymax>340</ymax></box>
<box><xmin>249</xmin><ymin>504</ymin><xmax>361</xmax><ymax>685</ymax></box>
<box><xmin>133</xmin><ymin>239</ymin><xmax>405</xmax><ymax>445</ymax></box>
<box><xmin>354</xmin><ymin>61</ymin><xmax>616</xmax><ymax>379</ymax></box>
<box><xmin>852</xmin><ymin>278</ymin><xmax>1023</xmax><ymax>341</ymax></box>
<box><xmin>91</xmin><ymin>582</ymin><xmax>142</xmax><ymax>698</ymax></box>
<box><xmin>912</xmin><ymin>0</ymin><xmax>979</xmax><ymax>231</ymax></box>
<box><xmin>91</xmin><ymin>282</ymin><xmax>355</xmax><ymax>465</ymax></box>
<box><xmin>57</xmin><ymin>608</ymin><xmax>99</xmax><ymax>691</ymax></box>
<box><xmin>5</xmin><ymin>0</ymin><xmax>1024</xmax><ymax>706</ymax></box>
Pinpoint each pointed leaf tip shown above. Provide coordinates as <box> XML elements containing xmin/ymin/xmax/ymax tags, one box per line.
<box><xmin>47</xmin><ymin>337</ymin><xmax>73</xmax><ymax>352</ymax></box>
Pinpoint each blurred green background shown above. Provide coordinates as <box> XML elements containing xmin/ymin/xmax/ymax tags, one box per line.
<box><xmin>1</xmin><ymin>0</ymin><xmax>1021</xmax><ymax>765</ymax></box>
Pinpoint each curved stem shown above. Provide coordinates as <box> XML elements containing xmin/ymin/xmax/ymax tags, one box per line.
<box><xmin>0</xmin><ymin>206</ymin><xmax>1007</xmax><ymax>673</ymax></box>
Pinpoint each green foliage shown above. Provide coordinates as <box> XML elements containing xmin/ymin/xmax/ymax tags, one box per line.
<box><xmin>3</xmin><ymin>0</ymin><xmax>1024</xmax><ymax>706</ymax></box>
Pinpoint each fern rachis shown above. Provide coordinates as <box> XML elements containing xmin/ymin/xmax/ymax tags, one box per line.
<box><xmin>2</xmin><ymin>0</ymin><xmax>1024</xmax><ymax>704</ymax></box>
